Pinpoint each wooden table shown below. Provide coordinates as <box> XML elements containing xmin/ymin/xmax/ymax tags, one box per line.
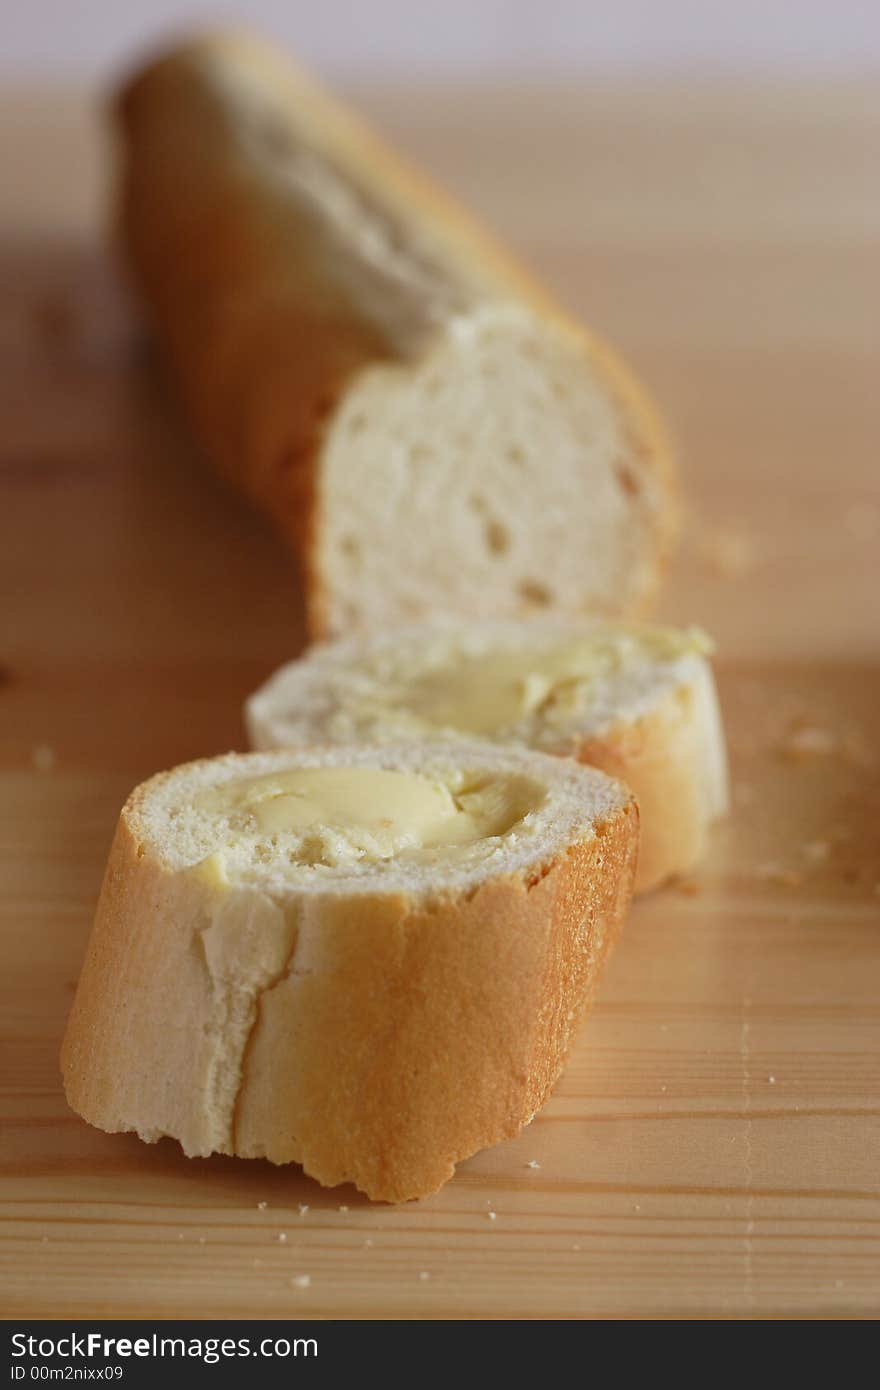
<box><xmin>2</xmin><ymin>76</ymin><xmax>878</xmax><ymax>1320</ymax></box>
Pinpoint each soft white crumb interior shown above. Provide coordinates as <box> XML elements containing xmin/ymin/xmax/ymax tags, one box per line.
<box><xmin>246</xmin><ymin>619</ymin><xmax>711</xmax><ymax>755</ymax></box>
<box><xmin>317</xmin><ymin>305</ymin><xmax>665</xmax><ymax>633</ymax></box>
<box><xmin>135</xmin><ymin>743</ymin><xmax>629</xmax><ymax>895</ymax></box>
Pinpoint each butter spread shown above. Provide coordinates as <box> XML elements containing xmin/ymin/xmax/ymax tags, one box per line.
<box><xmin>194</xmin><ymin>765</ymin><xmax>542</xmax><ymax>868</ymax></box>
<box><xmin>380</xmin><ymin>628</ymin><xmax>710</xmax><ymax>738</ymax></box>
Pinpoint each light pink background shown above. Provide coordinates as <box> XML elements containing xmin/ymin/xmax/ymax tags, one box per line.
<box><xmin>4</xmin><ymin>0</ymin><xmax>880</xmax><ymax>80</ymax></box>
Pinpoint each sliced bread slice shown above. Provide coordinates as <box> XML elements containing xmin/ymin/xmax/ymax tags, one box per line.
<box><xmin>115</xmin><ymin>32</ymin><xmax>677</xmax><ymax>637</ymax></box>
<box><xmin>61</xmin><ymin>742</ymin><xmax>637</xmax><ymax>1201</ymax></box>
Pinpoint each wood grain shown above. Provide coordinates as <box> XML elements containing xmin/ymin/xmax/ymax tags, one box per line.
<box><xmin>1</xmin><ymin>76</ymin><xmax>879</xmax><ymax>1320</ymax></box>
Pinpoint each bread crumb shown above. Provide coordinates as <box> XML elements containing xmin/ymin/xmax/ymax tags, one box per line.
<box><xmin>571</xmin><ymin>1243</ymin><xmax>581</xmax><ymax>1252</ymax></box>
<box><xmin>486</xmin><ymin>1211</ymin><xmax>497</xmax><ymax>1221</ymax></box>
<box><xmin>338</xmin><ymin>1204</ymin><xmax>349</xmax><ymax>1213</ymax></box>
<box><xmin>696</xmin><ymin>526</ymin><xmax>756</xmax><ymax>578</ymax></box>
<box><xmin>757</xmin><ymin>861</ymin><xmax>780</xmax><ymax>879</ymax></box>
<box><xmin>32</xmin><ymin>744</ymin><xmax>55</xmax><ymax>772</ymax></box>
<box><xmin>290</xmin><ymin>1274</ymin><xmax>311</xmax><ymax>1289</ymax></box>
<box><xmin>364</xmin><ymin>1238</ymin><xmax>373</xmax><ymax>1248</ymax></box>
<box><xmin>298</xmin><ymin>1204</ymin><xmax>309</xmax><ymax>1217</ymax></box>
<box><xmin>767</xmin><ymin>1075</ymin><xmax>776</xmax><ymax>1084</ymax></box>
<box><xmin>277</xmin><ymin>1232</ymin><xmax>288</xmax><ymax>1243</ymax></box>
<box><xmin>676</xmin><ymin>878</ymin><xmax>701</xmax><ymax>897</ymax></box>
<box><xmin>780</xmin><ymin>725</ymin><xmax>836</xmax><ymax>760</ymax></box>
<box><xmin>525</xmin><ymin>1160</ymin><xmax>541</xmax><ymax>1169</ymax></box>
<box><xmin>256</xmin><ymin>1200</ymin><xmax>268</xmax><ymax>1210</ymax></box>
<box><xmin>757</xmin><ymin>863</ymin><xmax>802</xmax><ymax>887</ymax></box>
<box><xmin>418</xmin><ymin>1271</ymin><xmax>431</xmax><ymax>1281</ymax></box>
<box><xmin>802</xmin><ymin>840</ymin><xmax>830</xmax><ymax>863</ymax></box>
<box><xmin>777</xmin><ymin>870</ymin><xmax>802</xmax><ymax>888</ymax></box>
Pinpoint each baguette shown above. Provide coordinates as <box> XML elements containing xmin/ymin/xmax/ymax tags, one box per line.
<box><xmin>115</xmin><ymin>32</ymin><xmax>678</xmax><ymax>638</ymax></box>
<box><xmin>61</xmin><ymin>743</ymin><xmax>637</xmax><ymax>1201</ymax></box>
<box><xmin>246</xmin><ymin>620</ymin><xmax>728</xmax><ymax>893</ymax></box>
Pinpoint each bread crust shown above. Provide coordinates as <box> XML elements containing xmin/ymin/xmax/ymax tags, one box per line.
<box><xmin>570</xmin><ymin>681</ymin><xmax>714</xmax><ymax>893</ymax></box>
<box><xmin>61</xmin><ymin>755</ymin><xmax>637</xmax><ymax>1201</ymax></box>
<box><xmin>114</xmin><ymin>32</ymin><xmax>678</xmax><ymax>637</ymax></box>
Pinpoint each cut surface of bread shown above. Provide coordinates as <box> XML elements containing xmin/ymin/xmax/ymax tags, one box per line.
<box><xmin>246</xmin><ymin>620</ymin><xmax>728</xmax><ymax>892</ymax></box>
<box><xmin>115</xmin><ymin>32</ymin><xmax>678</xmax><ymax>637</ymax></box>
<box><xmin>61</xmin><ymin>743</ymin><xmax>637</xmax><ymax>1201</ymax></box>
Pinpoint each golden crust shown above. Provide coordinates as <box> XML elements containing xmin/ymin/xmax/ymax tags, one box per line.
<box><xmin>60</xmin><ymin>817</ymin><xmax>211</xmax><ymax>1155</ymax></box>
<box><xmin>571</xmin><ymin>681</ymin><xmax>710</xmax><ymax>893</ymax></box>
<box><xmin>114</xmin><ymin>32</ymin><xmax>677</xmax><ymax>637</ymax></box>
<box><xmin>61</xmin><ymin>759</ymin><xmax>637</xmax><ymax>1202</ymax></box>
<box><xmin>235</xmin><ymin>818</ymin><xmax>637</xmax><ymax>1200</ymax></box>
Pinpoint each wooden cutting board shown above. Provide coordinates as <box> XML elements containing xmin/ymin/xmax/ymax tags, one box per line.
<box><xmin>1</xmin><ymin>76</ymin><xmax>878</xmax><ymax>1320</ymax></box>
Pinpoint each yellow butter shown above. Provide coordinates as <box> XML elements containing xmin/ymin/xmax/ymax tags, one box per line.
<box><xmin>195</xmin><ymin>765</ymin><xmax>540</xmax><ymax>864</ymax></box>
<box><xmin>192</xmin><ymin>850</ymin><xmax>230</xmax><ymax>889</ymax></box>
<box><xmin>396</xmin><ymin>627</ymin><xmax>710</xmax><ymax>736</ymax></box>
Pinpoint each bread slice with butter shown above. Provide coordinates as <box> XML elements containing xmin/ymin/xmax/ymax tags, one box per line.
<box><xmin>115</xmin><ymin>32</ymin><xmax>677</xmax><ymax>638</ymax></box>
<box><xmin>246</xmin><ymin>620</ymin><xmax>728</xmax><ymax>893</ymax></box>
<box><xmin>61</xmin><ymin>743</ymin><xmax>637</xmax><ymax>1202</ymax></box>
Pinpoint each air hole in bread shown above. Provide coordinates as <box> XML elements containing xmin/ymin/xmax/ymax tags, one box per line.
<box><xmin>337</xmin><ymin>600</ymin><xmax>362</xmax><ymax>627</ymax></box>
<box><xmin>466</xmin><ymin>495</ymin><xmax>509</xmax><ymax>552</ymax></box>
<box><xmin>506</xmin><ymin>444</ymin><xmax>526</xmax><ymax>468</ymax></box>
<box><xmin>616</xmin><ymin>464</ymin><xmax>641</xmax><ymax>497</ymax></box>
<box><xmin>339</xmin><ymin>533</ymin><xmax>361</xmax><ymax>561</ymax></box>
<box><xmin>524</xmin><ymin>860</ymin><xmax>555</xmax><ymax>889</ymax></box>
<box><xmin>518</xmin><ymin>578</ymin><xmax>553</xmax><ymax>606</ymax></box>
<box><xmin>484</xmin><ymin>518</ymin><xmax>511</xmax><ymax>555</ymax></box>
<box><xmin>347</xmin><ymin>411</ymin><xmax>367</xmax><ymax>437</ymax></box>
